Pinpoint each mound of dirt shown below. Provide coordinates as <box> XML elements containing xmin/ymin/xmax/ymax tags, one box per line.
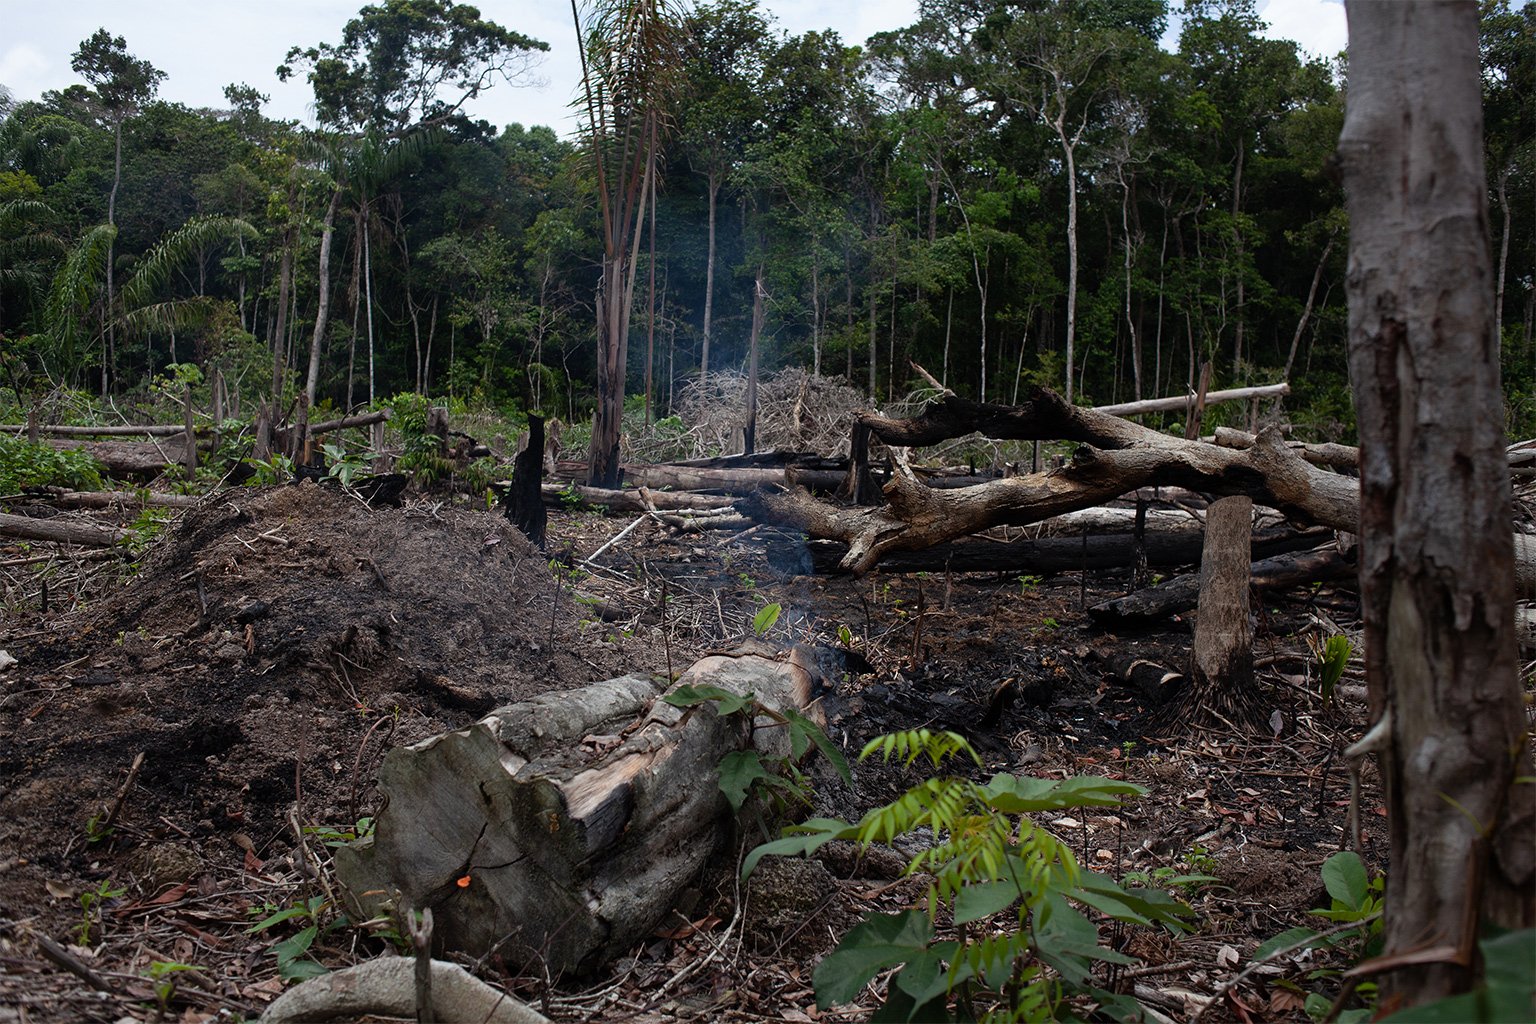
<box><xmin>0</xmin><ymin>482</ymin><xmax>632</xmax><ymax>934</ymax></box>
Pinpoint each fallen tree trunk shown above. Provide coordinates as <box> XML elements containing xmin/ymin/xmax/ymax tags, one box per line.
<box><xmin>40</xmin><ymin>490</ymin><xmax>201</xmax><ymax>510</ymax></box>
<box><xmin>540</xmin><ymin>483</ymin><xmax>736</xmax><ymax>513</ymax></box>
<box><xmin>1209</xmin><ymin>426</ymin><xmax>1360</xmax><ymax>471</ymax></box>
<box><xmin>1087</xmin><ymin>545</ymin><xmax>1355</xmax><ymax>625</ymax></box>
<box><xmin>806</xmin><ymin>525</ymin><xmax>1328</xmax><ymax>575</ymax></box>
<box><xmin>1093</xmin><ymin>381</ymin><xmax>1289</xmax><ymax>418</ymax></box>
<box><xmin>1187</xmin><ymin>496</ymin><xmax>1258</xmax><ymax>724</ymax></box>
<box><xmin>336</xmin><ymin>648</ymin><xmax>828</xmax><ymax>975</ymax></box>
<box><xmin>0</xmin><ymin>512</ymin><xmax>130</xmax><ymax>547</ymax></box>
<box><xmin>0</xmin><ymin>423</ymin><xmax>193</xmax><ymax>437</ymax></box>
<box><xmin>750</xmin><ymin>388</ymin><xmax>1360</xmax><ymax>573</ymax></box>
<box><xmin>41</xmin><ymin>438</ymin><xmax>193</xmax><ymax>478</ymax></box>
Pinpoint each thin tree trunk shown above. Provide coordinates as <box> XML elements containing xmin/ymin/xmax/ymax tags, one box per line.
<box><xmin>1062</xmin><ymin>133</ymin><xmax>1079</xmax><ymax>404</ymax></box>
<box><xmin>346</xmin><ymin>213</ymin><xmax>362</xmax><ymax>410</ymax></box>
<box><xmin>1121</xmin><ymin>171</ymin><xmax>1142</xmax><ymax>402</ymax></box>
<box><xmin>271</xmin><ymin>229</ymin><xmax>293</xmax><ymax>407</ymax></box>
<box><xmin>1283</xmin><ymin>234</ymin><xmax>1335</xmax><ymax>381</ymax></box>
<box><xmin>942</xmin><ymin>287</ymin><xmax>953</xmax><ymax>390</ymax></box>
<box><xmin>701</xmin><ymin>168</ymin><xmax>718</xmax><ymax>380</ymax></box>
<box><xmin>645</xmin><ymin>138</ymin><xmax>657</xmax><ymax>422</ymax></box>
<box><xmin>1496</xmin><ymin>163</ymin><xmax>1512</xmax><ymax>347</ymax></box>
<box><xmin>103</xmin><ymin>118</ymin><xmax>123</xmax><ymax>397</ymax></box>
<box><xmin>364</xmin><ymin>208</ymin><xmax>376</xmax><ymax>406</ymax></box>
<box><xmin>305</xmin><ymin>188</ymin><xmax>342</xmax><ymax>406</ymax></box>
<box><xmin>1339</xmin><ymin>0</ymin><xmax>1535</xmax><ymax>1009</ymax></box>
<box><xmin>1231</xmin><ymin>143</ymin><xmax>1246</xmax><ymax>374</ymax></box>
<box><xmin>744</xmin><ymin>267</ymin><xmax>764</xmax><ymax>454</ymax></box>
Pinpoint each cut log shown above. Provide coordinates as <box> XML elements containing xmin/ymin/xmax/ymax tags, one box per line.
<box><xmin>41</xmin><ymin>438</ymin><xmax>193</xmax><ymax>479</ymax></box>
<box><xmin>1187</xmin><ymin>496</ymin><xmax>1258</xmax><ymax>723</ymax></box>
<box><xmin>1088</xmin><ymin>545</ymin><xmax>1354</xmax><ymax>625</ymax></box>
<box><xmin>335</xmin><ymin>648</ymin><xmax>829</xmax><ymax>975</ymax></box>
<box><xmin>308</xmin><ymin>409</ymin><xmax>391</xmax><ymax>435</ymax></box>
<box><xmin>0</xmin><ymin>512</ymin><xmax>130</xmax><ymax>547</ymax></box>
<box><xmin>807</xmin><ymin>525</ymin><xmax>1328</xmax><ymax>575</ymax></box>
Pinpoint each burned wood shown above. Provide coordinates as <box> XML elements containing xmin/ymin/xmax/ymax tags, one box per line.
<box><xmin>1100</xmin><ymin>652</ymin><xmax>1186</xmax><ymax>705</ymax></box>
<box><xmin>806</xmin><ymin>524</ymin><xmax>1327</xmax><ymax>575</ymax></box>
<box><xmin>336</xmin><ymin>648</ymin><xmax>829</xmax><ymax>975</ymax></box>
<box><xmin>1088</xmin><ymin>545</ymin><xmax>1355</xmax><ymax>625</ymax></box>
<box><xmin>504</xmin><ymin>414</ymin><xmax>546</xmax><ymax>547</ymax></box>
<box><xmin>0</xmin><ymin>422</ymin><xmax>194</xmax><ymax>437</ymax></box>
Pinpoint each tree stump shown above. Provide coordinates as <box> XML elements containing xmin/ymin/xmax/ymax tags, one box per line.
<box><xmin>504</xmin><ymin>414</ymin><xmax>547</xmax><ymax>547</ymax></box>
<box><xmin>1186</xmin><ymin>495</ymin><xmax>1259</xmax><ymax>725</ymax></box>
<box><xmin>335</xmin><ymin>648</ymin><xmax>827</xmax><ymax>976</ymax></box>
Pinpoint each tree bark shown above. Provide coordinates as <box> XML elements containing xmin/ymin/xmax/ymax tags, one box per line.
<box><xmin>504</xmin><ymin>414</ymin><xmax>546</xmax><ymax>547</ymax></box>
<box><xmin>1339</xmin><ymin>0</ymin><xmax>1535</xmax><ymax>1007</ymax></box>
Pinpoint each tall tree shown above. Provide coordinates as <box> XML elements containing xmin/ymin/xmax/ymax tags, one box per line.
<box><xmin>572</xmin><ymin>0</ymin><xmax>686</xmax><ymax>486</ymax></box>
<box><xmin>69</xmin><ymin>29</ymin><xmax>165</xmax><ymax>394</ymax></box>
<box><xmin>1339</xmin><ymin>0</ymin><xmax>1535</xmax><ymax>1010</ymax></box>
<box><xmin>279</xmin><ymin>0</ymin><xmax>547</xmax><ymax>406</ymax></box>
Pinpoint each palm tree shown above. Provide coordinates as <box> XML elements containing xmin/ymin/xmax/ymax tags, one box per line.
<box><xmin>41</xmin><ymin>216</ymin><xmax>256</xmax><ymax>386</ymax></box>
<box><xmin>571</xmin><ymin>0</ymin><xmax>687</xmax><ymax>487</ymax></box>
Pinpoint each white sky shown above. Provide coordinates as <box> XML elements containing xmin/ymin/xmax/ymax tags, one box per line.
<box><xmin>0</xmin><ymin>1</ymin><xmax>1346</xmax><ymax>136</ymax></box>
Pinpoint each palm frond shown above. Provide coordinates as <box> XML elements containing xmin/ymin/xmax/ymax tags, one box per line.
<box><xmin>119</xmin><ymin>296</ymin><xmax>224</xmax><ymax>336</ymax></box>
<box><xmin>40</xmin><ymin>223</ymin><xmax>116</xmax><ymax>375</ymax></box>
<box><xmin>120</xmin><ymin>216</ymin><xmax>257</xmax><ymax>311</ymax></box>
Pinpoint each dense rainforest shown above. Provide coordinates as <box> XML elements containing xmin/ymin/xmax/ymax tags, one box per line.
<box><xmin>1</xmin><ymin>0</ymin><xmax>1534</xmax><ymax>446</ymax></box>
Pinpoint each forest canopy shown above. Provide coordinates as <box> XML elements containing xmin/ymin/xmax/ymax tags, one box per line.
<box><xmin>1</xmin><ymin>0</ymin><xmax>1532</xmax><ymax>441</ymax></box>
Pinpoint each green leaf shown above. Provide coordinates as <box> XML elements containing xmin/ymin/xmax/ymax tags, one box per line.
<box><xmin>893</xmin><ymin>942</ymin><xmax>963</xmax><ymax>1013</ymax></box>
<box><xmin>983</xmin><ymin>773</ymin><xmax>1146</xmax><ymax>813</ymax></box>
<box><xmin>278</xmin><ymin>958</ymin><xmax>330</xmax><ymax>982</ymax></box>
<box><xmin>1321</xmin><ymin>851</ymin><xmax>1369</xmax><ymax>911</ymax></box>
<box><xmin>716</xmin><ymin>749</ymin><xmax>769</xmax><ymax>812</ymax></box>
<box><xmin>273</xmin><ymin>924</ymin><xmax>317</xmax><ymax>965</ymax></box>
<box><xmin>741</xmin><ymin>818</ymin><xmax>856</xmax><ymax>879</ymax></box>
<box><xmin>1253</xmin><ymin>925</ymin><xmax>1321</xmax><ymax>961</ymax></box>
<box><xmin>1071</xmin><ymin>873</ymin><xmax>1196</xmax><ymax>932</ymax></box>
<box><xmin>662</xmin><ymin>683</ymin><xmax>754</xmax><ymax>716</ymax></box>
<box><xmin>953</xmin><ymin>879</ymin><xmax>1020</xmax><ymax>924</ymax></box>
<box><xmin>246</xmin><ymin>905</ymin><xmax>313</xmax><ymax>933</ymax></box>
<box><xmin>784</xmin><ymin>708</ymin><xmax>852</xmax><ymax>786</ymax></box>
<box><xmin>753</xmin><ymin>602</ymin><xmax>782</xmax><ymax>636</ymax></box>
<box><xmin>814</xmin><ymin>910</ymin><xmax>934</xmax><ymax>1007</ymax></box>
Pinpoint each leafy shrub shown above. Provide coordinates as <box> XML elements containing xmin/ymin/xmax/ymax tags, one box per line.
<box><xmin>748</xmin><ymin>729</ymin><xmax>1196</xmax><ymax>1022</ymax></box>
<box><xmin>0</xmin><ymin>436</ymin><xmax>104</xmax><ymax>493</ymax></box>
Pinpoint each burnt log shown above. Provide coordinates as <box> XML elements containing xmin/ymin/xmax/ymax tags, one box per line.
<box><xmin>335</xmin><ymin>648</ymin><xmax>827</xmax><ymax>975</ymax></box>
<box><xmin>1088</xmin><ymin>545</ymin><xmax>1355</xmax><ymax>625</ymax></box>
<box><xmin>504</xmin><ymin>414</ymin><xmax>546</xmax><ymax>547</ymax></box>
<box><xmin>806</xmin><ymin>524</ymin><xmax>1328</xmax><ymax>575</ymax></box>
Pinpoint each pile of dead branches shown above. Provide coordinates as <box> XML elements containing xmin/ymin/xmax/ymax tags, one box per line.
<box><xmin>670</xmin><ymin>369</ymin><xmax>869</xmax><ymax>456</ymax></box>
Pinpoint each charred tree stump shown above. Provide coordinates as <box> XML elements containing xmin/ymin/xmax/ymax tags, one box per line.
<box><xmin>335</xmin><ymin>649</ymin><xmax>826</xmax><ymax>976</ymax></box>
<box><xmin>1184</xmin><ymin>496</ymin><xmax>1259</xmax><ymax>725</ymax></box>
<box><xmin>504</xmin><ymin>414</ymin><xmax>547</xmax><ymax>547</ymax></box>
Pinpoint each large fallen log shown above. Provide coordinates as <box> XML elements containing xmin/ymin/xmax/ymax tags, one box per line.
<box><xmin>806</xmin><ymin>524</ymin><xmax>1328</xmax><ymax>575</ymax></box>
<box><xmin>1094</xmin><ymin>382</ymin><xmax>1290</xmax><ymax>418</ymax></box>
<box><xmin>750</xmin><ymin>386</ymin><xmax>1360</xmax><ymax>574</ymax></box>
<box><xmin>1087</xmin><ymin>545</ymin><xmax>1356</xmax><ymax>625</ymax></box>
<box><xmin>539</xmin><ymin>483</ymin><xmax>736</xmax><ymax>512</ymax></box>
<box><xmin>336</xmin><ymin>648</ymin><xmax>827</xmax><ymax>975</ymax></box>
<box><xmin>0</xmin><ymin>423</ymin><xmax>192</xmax><ymax>437</ymax></box>
<box><xmin>41</xmin><ymin>438</ymin><xmax>193</xmax><ymax>478</ymax></box>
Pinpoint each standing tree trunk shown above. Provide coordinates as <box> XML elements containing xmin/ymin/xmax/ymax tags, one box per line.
<box><xmin>743</xmin><ymin>267</ymin><xmax>764</xmax><ymax>454</ymax></box>
<box><xmin>271</xmin><ymin>227</ymin><xmax>294</xmax><ymax>408</ymax></box>
<box><xmin>305</xmin><ymin>188</ymin><xmax>342</xmax><ymax>407</ymax></box>
<box><xmin>1339</xmin><ymin>0</ymin><xmax>1535</xmax><ymax>1010</ymax></box>
<box><xmin>701</xmin><ymin>168</ymin><xmax>717</xmax><ymax>380</ymax></box>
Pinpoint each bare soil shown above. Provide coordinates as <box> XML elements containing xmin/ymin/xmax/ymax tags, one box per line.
<box><xmin>0</xmin><ymin>483</ymin><xmax>1399</xmax><ymax>1022</ymax></box>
